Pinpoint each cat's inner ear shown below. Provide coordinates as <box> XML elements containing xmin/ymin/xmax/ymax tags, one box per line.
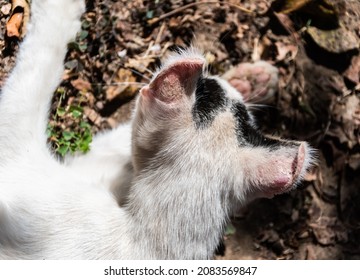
<box><xmin>142</xmin><ymin>59</ymin><xmax>204</xmax><ymax>103</ymax></box>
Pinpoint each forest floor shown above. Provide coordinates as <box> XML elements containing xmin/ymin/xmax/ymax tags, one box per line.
<box><xmin>0</xmin><ymin>0</ymin><xmax>359</xmax><ymax>259</ymax></box>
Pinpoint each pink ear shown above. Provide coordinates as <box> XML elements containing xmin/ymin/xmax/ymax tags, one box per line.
<box><xmin>143</xmin><ymin>59</ymin><xmax>203</xmax><ymax>103</ymax></box>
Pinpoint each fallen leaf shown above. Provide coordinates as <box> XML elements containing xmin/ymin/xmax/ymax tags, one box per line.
<box><xmin>105</xmin><ymin>69</ymin><xmax>138</xmax><ymax>101</ymax></box>
<box><xmin>342</xmin><ymin>95</ymin><xmax>360</xmax><ymax>126</ymax></box>
<box><xmin>6</xmin><ymin>11</ymin><xmax>23</xmax><ymax>38</ymax></box>
<box><xmin>327</xmin><ymin>94</ymin><xmax>360</xmax><ymax>148</ymax></box>
<box><xmin>348</xmin><ymin>154</ymin><xmax>360</xmax><ymax>170</ymax></box>
<box><xmin>84</xmin><ymin>107</ymin><xmax>102</xmax><ymax>126</ymax></box>
<box><xmin>277</xmin><ymin>0</ymin><xmax>312</xmax><ymax>14</ymax></box>
<box><xmin>1</xmin><ymin>3</ymin><xmax>11</xmax><ymax>16</ymax></box>
<box><xmin>6</xmin><ymin>0</ymin><xmax>30</xmax><ymax>39</ymax></box>
<box><xmin>125</xmin><ymin>56</ymin><xmax>155</xmax><ymax>73</ymax></box>
<box><xmin>275</xmin><ymin>41</ymin><xmax>298</xmax><ymax>61</ymax></box>
<box><xmin>274</xmin><ymin>0</ymin><xmax>339</xmax><ymax>28</ymax></box>
<box><xmin>313</xmin><ymin>164</ymin><xmax>338</xmax><ymax>202</ymax></box>
<box><xmin>307</xmin><ymin>25</ymin><xmax>359</xmax><ymax>53</ymax></box>
<box><xmin>168</xmin><ymin>17</ymin><xmax>180</xmax><ymax>28</ymax></box>
<box><xmin>303</xmin><ymin>166</ymin><xmax>318</xmax><ymax>182</ymax></box>
<box><xmin>273</xmin><ymin>12</ymin><xmax>297</xmax><ymax>36</ymax></box>
<box><xmin>305</xmin><ymin>245</ymin><xmax>317</xmax><ymax>260</ymax></box>
<box><xmin>344</xmin><ymin>55</ymin><xmax>360</xmax><ymax>85</ymax></box>
<box><xmin>340</xmin><ymin>168</ymin><xmax>360</xmax><ymax>229</ymax></box>
<box><xmin>310</xmin><ymin>217</ymin><xmax>337</xmax><ymax>246</ymax></box>
<box><xmin>302</xmin><ymin>0</ymin><xmax>338</xmax><ymax>20</ymax></box>
<box><xmin>71</xmin><ymin>78</ymin><xmax>92</xmax><ymax>92</ymax></box>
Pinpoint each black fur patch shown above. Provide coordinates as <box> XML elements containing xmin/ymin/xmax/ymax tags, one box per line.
<box><xmin>231</xmin><ymin>102</ymin><xmax>282</xmax><ymax>149</ymax></box>
<box><xmin>192</xmin><ymin>77</ymin><xmax>227</xmax><ymax>128</ymax></box>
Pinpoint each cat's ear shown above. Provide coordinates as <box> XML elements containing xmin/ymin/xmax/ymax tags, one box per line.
<box><xmin>141</xmin><ymin>59</ymin><xmax>204</xmax><ymax>104</ymax></box>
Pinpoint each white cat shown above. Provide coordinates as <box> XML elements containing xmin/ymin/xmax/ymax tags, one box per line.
<box><xmin>0</xmin><ymin>0</ymin><xmax>314</xmax><ymax>259</ymax></box>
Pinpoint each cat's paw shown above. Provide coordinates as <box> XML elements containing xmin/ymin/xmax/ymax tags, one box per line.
<box><xmin>30</xmin><ymin>0</ymin><xmax>85</xmax><ymax>43</ymax></box>
<box><xmin>222</xmin><ymin>60</ymin><xmax>279</xmax><ymax>104</ymax></box>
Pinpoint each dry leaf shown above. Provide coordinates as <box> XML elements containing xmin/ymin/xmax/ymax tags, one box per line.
<box><xmin>311</xmin><ymin>217</ymin><xmax>337</xmax><ymax>246</ymax></box>
<box><xmin>328</xmin><ymin>95</ymin><xmax>360</xmax><ymax>149</ymax></box>
<box><xmin>307</xmin><ymin>26</ymin><xmax>359</xmax><ymax>53</ymax></box>
<box><xmin>342</xmin><ymin>95</ymin><xmax>360</xmax><ymax>126</ymax></box>
<box><xmin>344</xmin><ymin>55</ymin><xmax>360</xmax><ymax>85</ymax></box>
<box><xmin>6</xmin><ymin>0</ymin><xmax>31</xmax><ymax>39</ymax></box>
<box><xmin>276</xmin><ymin>0</ymin><xmax>337</xmax><ymax>17</ymax></box>
<box><xmin>273</xmin><ymin>12</ymin><xmax>297</xmax><ymax>35</ymax></box>
<box><xmin>1</xmin><ymin>3</ymin><xmax>12</xmax><ymax>16</ymax></box>
<box><xmin>71</xmin><ymin>78</ymin><xmax>92</xmax><ymax>92</ymax></box>
<box><xmin>275</xmin><ymin>41</ymin><xmax>298</xmax><ymax>61</ymax></box>
<box><xmin>7</xmin><ymin>12</ymin><xmax>23</xmax><ymax>38</ymax></box>
<box><xmin>348</xmin><ymin>154</ymin><xmax>360</xmax><ymax>170</ymax></box>
<box><xmin>274</xmin><ymin>0</ymin><xmax>339</xmax><ymax>29</ymax></box>
<box><xmin>277</xmin><ymin>0</ymin><xmax>312</xmax><ymax>14</ymax></box>
<box><xmin>125</xmin><ymin>57</ymin><xmax>155</xmax><ymax>73</ymax></box>
<box><xmin>106</xmin><ymin>69</ymin><xmax>137</xmax><ymax>101</ymax></box>
<box><xmin>84</xmin><ymin>107</ymin><xmax>102</xmax><ymax>126</ymax></box>
<box><xmin>303</xmin><ymin>167</ymin><xmax>318</xmax><ymax>182</ymax></box>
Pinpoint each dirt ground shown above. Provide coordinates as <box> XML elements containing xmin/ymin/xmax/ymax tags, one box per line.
<box><xmin>0</xmin><ymin>0</ymin><xmax>359</xmax><ymax>259</ymax></box>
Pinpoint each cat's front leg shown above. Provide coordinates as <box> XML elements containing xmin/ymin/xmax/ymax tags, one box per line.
<box><xmin>0</xmin><ymin>0</ymin><xmax>85</xmax><ymax>158</ymax></box>
<box><xmin>30</xmin><ymin>0</ymin><xmax>85</xmax><ymax>45</ymax></box>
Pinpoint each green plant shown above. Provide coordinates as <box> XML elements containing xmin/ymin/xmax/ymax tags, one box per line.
<box><xmin>47</xmin><ymin>88</ymin><xmax>93</xmax><ymax>157</ymax></box>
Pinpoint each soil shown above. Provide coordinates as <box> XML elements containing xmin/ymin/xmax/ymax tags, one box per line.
<box><xmin>0</xmin><ymin>0</ymin><xmax>359</xmax><ymax>259</ymax></box>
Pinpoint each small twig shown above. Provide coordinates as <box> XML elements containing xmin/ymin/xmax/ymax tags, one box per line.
<box><xmin>148</xmin><ymin>1</ymin><xmax>253</xmax><ymax>26</ymax></box>
<box><xmin>155</xmin><ymin>21</ymin><xmax>166</xmax><ymax>45</ymax></box>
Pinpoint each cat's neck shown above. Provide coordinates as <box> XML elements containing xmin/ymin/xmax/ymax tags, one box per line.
<box><xmin>126</xmin><ymin>165</ymin><xmax>228</xmax><ymax>259</ymax></box>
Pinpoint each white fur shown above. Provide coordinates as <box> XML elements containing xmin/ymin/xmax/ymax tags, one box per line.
<box><xmin>65</xmin><ymin>122</ymin><xmax>133</xmax><ymax>206</ymax></box>
<box><xmin>0</xmin><ymin>0</ymin><xmax>314</xmax><ymax>259</ymax></box>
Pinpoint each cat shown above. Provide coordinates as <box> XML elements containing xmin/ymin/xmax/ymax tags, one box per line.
<box><xmin>0</xmin><ymin>0</ymin><xmax>314</xmax><ymax>259</ymax></box>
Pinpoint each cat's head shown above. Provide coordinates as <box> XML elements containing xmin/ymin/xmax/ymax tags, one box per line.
<box><xmin>132</xmin><ymin>48</ymin><xmax>314</xmax><ymax>202</ymax></box>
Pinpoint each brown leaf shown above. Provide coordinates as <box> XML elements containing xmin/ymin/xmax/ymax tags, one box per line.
<box><xmin>340</xmin><ymin>168</ymin><xmax>360</xmax><ymax>228</ymax></box>
<box><xmin>1</xmin><ymin>3</ymin><xmax>11</xmax><ymax>16</ymax></box>
<box><xmin>275</xmin><ymin>0</ymin><xmax>338</xmax><ymax>23</ymax></box>
<box><xmin>344</xmin><ymin>55</ymin><xmax>360</xmax><ymax>85</ymax></box>
<box><xmin>342</xmin><ymin>95</ymin><xmax>360</xmax><ymax>126</ymax></box>
<box><xmin>307</xmin><ymin>26</ymin><xmax>359</xmax><ymax>53</ymax></box>
<box><xmin>277</xmin><ymin>0</ymin><xmax>312</xmax><ymax>14</ymax></box>
<box><xmin>84</xmin><ymin>107</ymin><xmax>102</xmax><ymax>126</ymax></box>
<box><xmin>274</xmin><ymin>0</ymin><xmax>341</xmax><ymax>31</ymax></box>
<box><xmin>6</xmin><ymin>12</ymin><xmax>24</xmax><ymax>38</ymax></box>
<box><xmin>275</xmin><ymin>41</ymin><xmax>298</xmax><ymax>61</ymax></box>
<box><xmin>303</xmin><ymin>166</ymin><xmax>318</xmax><ymax>182</ymax></box>
<box><xmin>70</xmin><ymin>78</ymin><xmax>92</xmax><ymax>92</ymax></box>
<box><xmin>348</xmin><ymin>154</ymin><xmax>360</xmax><ymax>170</ymax></box>
<box><xmin>327</xmin><ymin>94</ymin><xmax>360</xmax><ymax>148</ymax></box>
<box><xmin>310</xmin><ymin>217</ymin><xmax>337</xmax><ymax>246</ymax></box>
<box><xmin>125</xmin><ymin>57</ymin><xmax>155</xmax><ymax>73</ymax></box>
<box><xmin>6</xmin><ymin>0</ymin><xmax>30</xmax><ymax>38</ymax></box>
<box><xmin>273</xmin><ymin>12</ymin><xmax>297</xmax><ymax>36</ymax></box>
<box><xmin>106</xmin><ymin>69</ymin><xmax>137</xmax><ymax>101</ymax></box>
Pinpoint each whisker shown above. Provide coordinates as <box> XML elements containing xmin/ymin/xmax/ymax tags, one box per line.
<box><xmin>246</xmin><ymin>103</ymin><xmax>272</xmax><ymax>108</ymax></box>
<box><xmin>244</xmin><ymin>90</ymin><xmax>275</xmax><ymax>104</ymax></box>
<box><xmin>244</xmin><ymin>92</ymin><xmax>263</xmax><ymax>103</ymax></box>
<box><xmin>143</xmin><ymin>68</ymin><xmax>154</xmax><ymax>76</ymax></box>
<box><xmin>128</xmin><ymin>69</ymin><xmax>151</xmax><ymax>81</ymax></box>
<box><xmin>218</xmin><ymin>27</ymin><xmax>234</xmax><ymax>45</ymax></box>
<box><xmin>245</xmin><ymin>103</ymin><xmax>275</xmax><ymax>112</ymax></box>
<box><xmin>93</xmin><ymin>82</ymin><xmax>147</xmax><ymax>87</ymax></box>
